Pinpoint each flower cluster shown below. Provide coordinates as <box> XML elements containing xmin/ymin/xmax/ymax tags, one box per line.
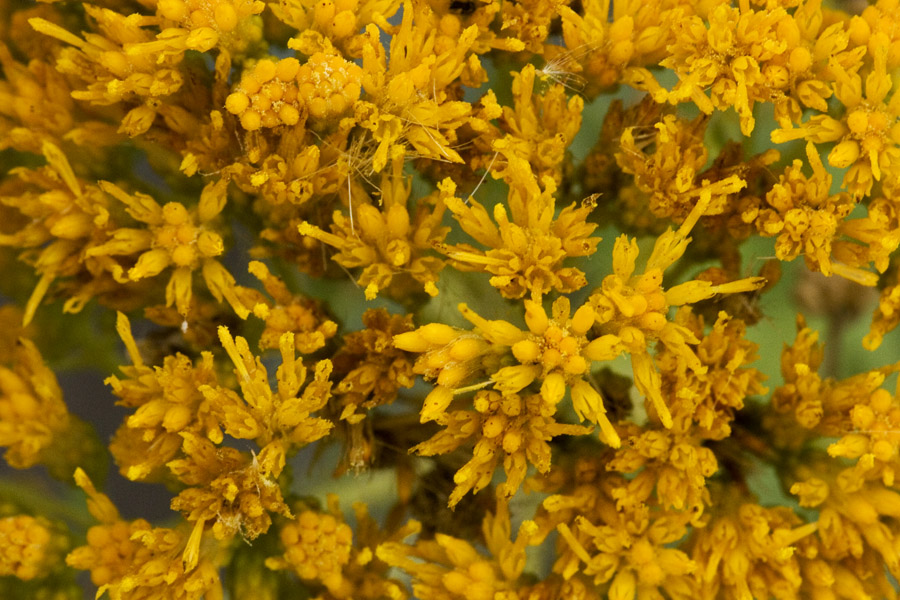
<box><xmin>4</xmin><ymin>0</ymin><xmax>900</xmax><ymax>598</ymax></box>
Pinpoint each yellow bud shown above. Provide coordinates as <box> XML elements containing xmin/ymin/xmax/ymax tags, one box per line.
<box><xmin>541</xmin><ymin>373</ymin><xmax>566</xmax><ymax>407</ymax></box>
<box><xmin>275</xmin><ymin>57</ymin><xmax>300</xmax><ymax>81</ymax></box>
<box><xmin>870</xmin><ymin>388</ymin><xmax>892</xmax><ymax>413</ymax></box>
<box><xmin>197</xmin><ymin>231</ymin><xmax>224</xmax><ymax>257</ymax></box>
<box><xmin>225</xmin><ymin>92</ymin><xmax>250</xmax><ymax>115</ymax></box>
<box><xmin>421</xmin><ymin>386</ymin><xmax>454</xmax><ymax>422</ymax></box>
<box><xmin>872</xmin><ymin>439</ymin><xmax>893</xmax><ymax>462</ymax></box>
<box><xmin>449</xmin><ymin>337</ymin><xmax>483</xmax><ymax>361</ymax></box>
<box><xmin>443</xmin><ymin>572</ymin><xmax>470</xmax><ymax>594</ymax></box>
<box><xmin>583</xmin><ymin>335</ymin><xmax>621</xmax><ymax>362</ymax></box>
<box><xmin>563</xmin><ymin>355</ymin><xmax>587</xmax><ymax>375</ymax></box>
<box><xmin>279</xmin><ymin>104</ymin><xmax>300</xmax><ymax>126</ymax></box>
<box><xmin>171</xmin><ymin>244</ymin><xmax>196</xmax><ymax>267</ymax></box>
<box><xmin>789</xmin><ymin>47</ymin><xmax>812</xmax><ymax>74</ymax></box>
<box><xmin>158</xmin><ymin>0</ymin><xmax>188</xmax><ymax>21</ymax></box>
<box><xmin>314</xmin><ymin>0</ymin><xmax>336</xmax><ymax>27</ymax></box>
<box><xmin>240</xmin><ymin>110</ymin><xmax>261</xmax><ymax>131</ymax></box>
<box><xmin>162</xmin><ymin>404</ymin><xmax>192</xmax><ymax>432</ymax></box>
<box><xmin>214</xmin><ymin>3</ymin><xmax>238</xmax><ymax>31</ymax></box>
<box><xmin>419</xmin><ymin>323</ymin><xmax>459</xmax><ymax>346</ymax></box>
<box><xmin>129</xmin><ymin>249</ymin><xmax>171</xmax><ymax>280</ymax></box>
<box><xmin>482</xmin><ymin>415</ymin><xmax>506</xmax><ymax>438</ymax></box>
<box><xmin>331</xmin><ymin>10</ymin><xmax>357</xmax><ymax>38</ymax></box>
<box><xmin>502</xmin><ymin>430</ymin><xmax>522</xmax><ymax>453</ymax></box>
<box><xmin>829</xmin><ymin>139</ymin><xmax>860</xmax><ymax>168</ymax></box>
<box><xmin>386</xmin><ymin>203</ymin><xmax>410</xmax><ymax>238</ymax></box>
<box><xmin>511</xmin><ymin>339</ymin><xmax>541</xmax><ymax>363</ymax></box>
<box><xmin>437</xmin><ymin>363</ymin><xmax>469</xmax><ymax>387</ymax></box>
<box><xmin>392</xmin><ymin>331</ymin><xmax>428</xmax><ymax>353</ymax></box>
<box><xmin>524</xmin><ymin>300</ymin><xmax>549</xmax><ymax>334</ymax></box>
<box><xmin>638</xmin><ymin>311</ymin><xmax>666</xmax><ymax>332</ymax></box>
<box><xmin>570</xmin><ymin>304</ymin><xmax>595</xmax><ymax>335</ymax></box>
<box><xmin>558</xmin><ymin>336</ymin><xmax>579</xmax><ymax>356</ymax></box>
<box><xmin>254</xmin><ymin>59</ymin><xmax>277</xmax><ymax>83</ymax></box>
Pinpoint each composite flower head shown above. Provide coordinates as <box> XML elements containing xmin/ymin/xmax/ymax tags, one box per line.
<box><xmin>589</xmin><ymin>192</ymin><xmax>765</xmax><ymax>428</ymax></box>
<box><xmin>299</xmin><ymin>158</ymin><xmax>450</xmax><ymax>300</ymax></box>
<box><xmin>66</xmin><ymin>468</ymin><xmax>224</xmax><ymax>599</ymax></box>
<box><xmin>106</xmin><ymin>312</ymin><xmax>222</xmax><ymax>482</ymax></box>
<box><xmin>86</xmin><ymin>178</ymin><xmax>251</xmax><ymax>319</ymax></box>
<box><xmin>438</xmin><ymin>153</ymin><xmax>601</xmax><ymax>302</ymax></box>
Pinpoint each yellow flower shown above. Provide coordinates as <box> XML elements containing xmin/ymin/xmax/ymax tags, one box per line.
<box><xmin>690</xmin><ymin>492</ymin><xmax>817</xmax><ymax>600</ymax></box>
<box><xmin>773</xmin><ymin>37</ymin><xmax>900</xmax><ymax>197</ymax></box>
<box><xmin>590</xmin><ymin>192</ymin><xmax>765</xmax><ymax>428</ymax></box>
<box><xmin>851</xmin><ymin>0</ymin><xmax>900</xmax><ymax>72</ymax></box>
<box><xmin>865</xmin><ymin>260</ymin><xmax>900</xmax><ymax>350</ymax></box>
<box><xmin>0</xmin><ymin>43</ymin><xmax>77</xmax><ymax>154</ymax></box>
<box><xmin>66</xmin><ymin>468</ymin><xmax>225</xmax><ymax>599</ymax></box>
<box><xmin>437</xmin><ymin>154</ymin><xmax>600</xmax><ymax>301</ymax></box>
<box><xmin>168</xmin><ymin>433</ymin><xmax>291</xmax><ymax>542</ymax></box>
<box><xmin>657</xmin><ymin>307</ymin><xmax>767</xmax><ymax>440</ymax></box>
<box><xmin>268</xmin><ymin>495</ymin><xmax>412</xmax><ymax>599</ymax></box>
<box><xmin>200</xmin><ymin>327</ymin><xmax>333</xmax><ymax>454</ymax></box>
<box><xmin>0</xmin><ymin>335</ymin><xmax>92</xmax><ymax>480</ymax></box>
<box><xmin>29</xmin><ymin>5</ymin><xmax>222</xmax><ymax>137</ymax></box>
<box><xmin>0</xmin><ymin>515</ymin><xmax>67</xmax><ymax>580</ymax></box>
<box><xmin>615</xmin><ymin>113</ymin><xmax>748</xmax><ymax>224</ymax></box>
<box><xmin>663</xmin><ymin>3</ymin><xmax>789</xmax><ymax>135</ymax></box>
<box><xmin>225</xmin><ymin>53</ymin><xmax>362</xmax><ymax>130</ymax></box>
<box><xmin>554</xmin><ymin>0</ymin><xmax>689</xmax><ymax>97</ymax></box>
<box><xmin>556</xmin><ymin>503</ymin><xmax>696</xmax><ymax>599</ymax></box>
<box><xmin>606</xmin><ymin>422</ymin><xmax>717</xmax><ymax>517</ymax></box>
<box><xmin>273</xmin><ymin>0</ymin><xmax>401</xmax><ymax>56</ymax></box>
<box><xmin>86</xmin><ymin>178</ymin><xmax>251</xmax><ymax>318</ymax></box>
<box><xmin>791</xmin><ymin>457</ymin><xmax>900</xmax><ymax>596</ymax></box>
<box><xmin>0</xmin><ymin>141</ymin><xmax>117</xmax><ymax>324</ymax></box>
<box><xmin>377</xmin><ymin>502</ymin><xmax>538</xmax><ymax>600</ymax></box>
<box><xmin>413</xmin><ymin>388</ymin><xmax>591</xmax><ymax>506</ymax></box>
<box><xmin>354</xmin><ymin>1</ymin><xmax>479</xmax><ymax>171</ymax></box>
<box><xmin>331</xmin><ymin>308</ymin><xmax>416</xmax><ymax>472</ymax></box>
<box><xmin>488</xmin><ymin>65</ymin><xmax>583</xmax><ymax>186</ymax></box>
<box><xmin>299</xmin><ymin>157</ymin><xmax>450</xmax><ymax>300</ymax></box>
<box><xmin>742</xmin><ymin>142</ymin><xmax>864</xmax><ymax>282</ymax></box>
<box><xmin>396</xmin><ymin>296</ymin><xmax>622</xmax><ymax>448</ymax></box>
<box><xmin>248</xmin><ymin>260</ymin><xmax>338</xmax><ymax>353</ymax></box>
<box><xmin>267</xmin><ymin>498</ymin><xmax>354</xmax><ymax>595</ymax></box>
<box><xmin>106</xmin><ymin>312</ymin><xmax>222</xmax><ymax>482</ymax></box>
<box><xmin>2</xmin><ymin>315</ymin><xmax>73</xmax><ymax>408</ymax></box>
<box><xmin>156</xmin><ymin>0</ymin><xmax>264</xmax><ymax>53</ymax></box>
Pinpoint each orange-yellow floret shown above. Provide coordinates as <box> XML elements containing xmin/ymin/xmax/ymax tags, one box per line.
<box><xmin>0</xmin><ymin>515</ymin><xmax>63</xmax><ymax>580</ymax></box>
<box><xmin>226</xmin><ymin>53</ymin><xmax>362</xmax><ymax>130</ymax></box>
<box><xmin>226</xmin><ymin>57</ymin><xmax>303</xmax><ymax>130</ymax></box>
<box><xmin>296</xmin><ymin>52</ymin><xmax>362</xmax><ymax>121</ymax></box>
<box><xmin>274</xmin><ymin>509</ymin><xmax>353</xmax><ymax>593</ymax></box>
<box><xmin>157</xmin><ymin>0</ymin><xmax>263</xmax><ymax>33</ymax></box>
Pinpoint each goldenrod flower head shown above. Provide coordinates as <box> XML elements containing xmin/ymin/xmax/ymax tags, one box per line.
<box><xmin>439</xmin><ymin>156</ymin><xmax>600</xmax><ymax>301</ymax></box>
<box><xmin>378</xmin><ymin>503</ymin><xmax>537</xmax><ymax>600</ymax></box>
<box><xmin>168</xmin><ymin>434</ymin><xmax>292</xmax><ymax>542</ymax></box>
<box><xmin>106</xmin><ymin>312</ymin><xmax>221</xmax><ymax>482</ymax></box>
<box><xmin>0</xmin><ymin>337</ymin><xmax>70</xmax><ymax>472</ymax></box>
<box><xmin>249</xmin><ymin>260</ymin><xmax>338</xmax><ymax>353</ymax></box>
<box><xmin>67</xmin><ymin>468</ymin><xmax>224</xmax><ymax>598</ymax></box>
<box><xmin>157</xmin><ymin>0</ymin><xmax>264</xmax><ymax>51</ymax></box>
<box><xmin>86</xmin><ymin>179</ymin><xmax>251</xmax><ymax>319</ymax></box>
<box><xmin>227</xmin><ymin>53</ymin><xmax>362</xmax><ymax>130</ymax></box>
<box><xmin>271</xmin><ymin>506</ymin><xmax>354</xmax><ymax>593</ymax></box>
<box><xmin>0</xmin><ymin>515</ymin><xmax>66</xmax><ymax>581</ymax></box>
<box><xmin>299</xmin><ymin>162</ymin><xmax>449</xmax><ymax>300</ymax></box>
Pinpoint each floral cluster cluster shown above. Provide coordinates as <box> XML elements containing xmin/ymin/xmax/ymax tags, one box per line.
<box><xmin>2</xmin><ymin>0</ymin><xmax>900</xmax><ymax>597</ymax></box>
